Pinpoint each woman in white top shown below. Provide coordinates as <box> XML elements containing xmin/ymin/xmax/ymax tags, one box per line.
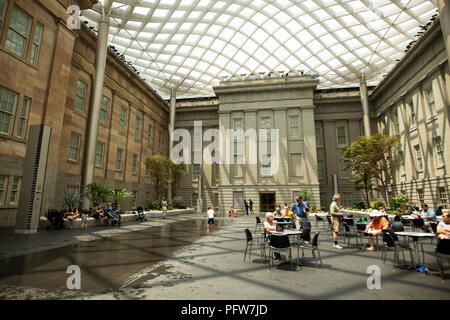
<box><xmin>162</xmin><ymin>199</ymin><xmax>168</xmax><ymax>219</ymax></box>
<box><xmin>264</xmin><ymin>212</ymin><xmax>281</xmax><ymax>260</ymax></box>
<box><xmin>207</xmin><ymin>207</ymin><xmax>215</xmax><ymax>232</ymax></box>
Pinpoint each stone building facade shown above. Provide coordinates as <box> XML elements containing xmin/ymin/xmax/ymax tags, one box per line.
<box><xmin>0</xmin><ymin>0</ymin><xmax>168</xmax><ymax>226</ymax></box>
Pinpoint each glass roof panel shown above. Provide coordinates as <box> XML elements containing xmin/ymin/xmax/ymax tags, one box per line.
<box><xmin>85</xmin><ymin>0</ymin><xmax>438</xmax><ymax>98</ymax></box>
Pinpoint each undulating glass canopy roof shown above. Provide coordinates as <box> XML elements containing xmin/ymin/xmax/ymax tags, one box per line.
<box><xmin>82</xmin><ymin>0</ymin><xmax>438</xmax><ymax>99</ymax></box>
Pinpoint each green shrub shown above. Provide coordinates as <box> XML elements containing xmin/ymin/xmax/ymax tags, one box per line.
<box><xmin>352</xmin><ymin>201</ymin><xmax>366</xmax><ymax>210</ymax></box>
<box><xmin>298</xmin><ymin>189</ymin><xmax>311</xmax><ymax>202</ymax></box>
<box><xmin>370</xmin><ymin>200</ymin><xmax>384</xmax><ymax>209</ymax></box>
<box><xmin>146</xmin><ymin>199</ymin><xmax>160</xmax><ymax>210</ymax></box>
<box><xmin>310</xmin><ymin>206</ymin><xmax>317</xmax><ymax>213</ymax></box>
<box><xmin>389</xmin><ymin>193</ymin><xmax>409</xmax><ymax>211</ymax></box>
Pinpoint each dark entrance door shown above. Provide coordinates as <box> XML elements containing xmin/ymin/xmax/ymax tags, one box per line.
<box><xmin>260</xmin><ymin>192</ymin><xmax>276</xmax><ymax>212</ymax></box>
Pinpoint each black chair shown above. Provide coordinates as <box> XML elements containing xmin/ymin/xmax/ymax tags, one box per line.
<box><xmin>390</xmin><ymin>221</ymin><xmax>405</xmax><ymax>232</ymax></box>
<box><xmin>255</xmin><ymin>216</ymin><xmax>262</xmax><ymax>233</ymax></box>
<box><xmin>343</xmin><ymin>223</ymin><xmax>359</xmax><ymax>247</ymax></box>
<box><xmin>401</xmin><ymin>218</ymin><xmax>413</xmax><ymax>231</ymax></box>
<box><xmin>244</xmin><ymin>229</ymin><xmax>266</xmax><ymax>263</ymax></box>
<box><xmin>297</xmin><ymin>232</ymin><xmax>322</xmax><ymax>268</ymax></box>
<box><xmin>326</xmin><ymin>215</ymin><xmax>333</xmax><ymax>235</ymax></box>
<box><xmin>315</xmin><ymin>215</ymin><xmax>325</xmax><ymax>230</ymax></box>
<box><xmin>381</xmin><ymin>229</ymin><xmax>414</xmax><ymax>267</ymax></box>
<box><xmin>356</xmin><ymin>223</ymin><xmax>369</xmax><ymax>247</ymax></box>
<box><xmin>412</xmin><ymin>218</ymin><xmax>424</xmax><ymax>231</ymax></box>
<box><xmin>268</xmin><ymin>234</ymin><xmax>294</xmax><ymax>270</ymax></box>
<box><xmin>435</xmin><ymin>239</ymin><xmax>450</xmax><ymax>281</ymax></box>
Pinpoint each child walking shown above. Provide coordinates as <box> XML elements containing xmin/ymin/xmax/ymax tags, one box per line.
<box><xmin>81</xmin><ymin>211</ymin><xmax>88</xmax><ymax>229</ymax></box>
<box><xmin>207</xmin><ymin>207</ymin><xmax>215</xmax><ymax>233</ymax></box>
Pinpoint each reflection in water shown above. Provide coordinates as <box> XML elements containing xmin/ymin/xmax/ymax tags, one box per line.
<box><xmin>0</xmin><ymin>218</ymin><xmax>229</xmax><ymax>294</ymax></box>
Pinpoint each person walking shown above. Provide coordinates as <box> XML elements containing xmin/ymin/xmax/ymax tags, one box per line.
<box><xmin>244</xmin><ymin>200</ymin><xmax>249</xmax><ymax>216</ymax></box>
<box><xmin>206</xmin><ymin>206</ymin><xmax>215</xmax><ymax>233</ymax></box>
<box><xmin>162</xmin><ymin>199</ymin><xmax>168</xmax><ymax>219</ymax></box>
<box><xmin>330</xmin><ymin>193</ymin><xmax>344</xmax><ymax>250</ymax></box>
<box><xmin>291</xmin><ymin>196</ymin><xmax>310</xmax><ymax>230</ymax></box>
<box><xmin>249</xmin><ymin>199</ymin><xmax>254</xmax><ymax>215</ymax></box>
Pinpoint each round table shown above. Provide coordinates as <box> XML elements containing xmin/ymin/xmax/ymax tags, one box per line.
<box><xmin>395</xmin><ymin>231</ymin><xmax>436</xmax><ymax>266</ymax></box>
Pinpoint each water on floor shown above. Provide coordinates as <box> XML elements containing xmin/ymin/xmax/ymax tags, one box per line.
<box><xmin>0</xmin><ymin>218</ymin><xmax>230</xmax><ymax>295</ymax></box>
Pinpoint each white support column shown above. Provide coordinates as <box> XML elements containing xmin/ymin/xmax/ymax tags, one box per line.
<box><xmin>81</xmin><ymin>3</ymin><xmax>111</xmax><ymax>210</ymax></box>
<box><xmin>168</xmin><ymin>86</ymin><xmax>176</xmax><ymax>202</ymax></box>
<box><xmin>437</xmin><ymin>0</ymin><xmax>450</xmax><ymax>69</ymax></box>
<box><xmin>360</xmin><ymin>73</ymin><xmax>371</xmax><ymax>138</ymax></box>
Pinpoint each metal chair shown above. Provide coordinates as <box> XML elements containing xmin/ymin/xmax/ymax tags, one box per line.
<box><xmin>326</xmin><ymin>215</ymin><xmax>333</xmax><ymax>235</ymax></box>
<box><xmin>315</xmin><ymin>215</ymin><xmax>325</xmax><ymax>230</ymax></box>
<box><xmin>343</xmin><ymin>223</ymin><xmax>359</xmax><ymax>247</ymax></box>
<box><xmin>255</xmin><ymin>216</ymin><xmax>263</xmax><ymax>233</ymax></box>
<box><xmin>435</xmin><ymin>239</ymin><xmax>450</xmax><ymax>281</ymax></box>
<box><xmin>244</xmin><ymin>228</ymin><xmax>266</xmax><ymax>263</ymax></box>
<box><xmin>381</xmin><ymin>229</ymin><xmax>414</xmax><ymax>267</ymax></box>
<box><xmin>268</xmin><ymin>233</ymin><xmax>294</xmax><ymax>270</ymax></box>
<box><xmin>412</xmin><ymin>218</ymin><xmax>424</xmax><ymax>231</ymax></box>
<box><xmin>401</xmin><ymin>218</ymin><xmax>413</xmax><ymax>232</ymax></box>
<box><xmin>297</xmin><ymin>232</ymin><xmax>322</xmax><ymax>268</ymax></box>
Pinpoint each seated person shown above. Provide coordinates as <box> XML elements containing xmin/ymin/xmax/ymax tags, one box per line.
<box><xmin>105</xmin><ymin>202</ymin><xmax>113</xmax><ymax>213</ymax></box>
<box><xmin>264</xmin><ymin>212</ymin><xmax>281</xmax><ymax>260</ymax></box>
<box><xmin>390</xmin><ymin>214</ymin><xmax>404</xmax><ymax>232</ymax></box>
<box><xmin>437</xmin><ymin>210</ymin><xmax>450</xmax><ymax>240</ymax></box>
<box><xmin>365</xmin><ymin>210</ymin><xmax>389</xmax><ymax>251</ymax></box>
<box><xmin>92</xmin><ymin>203</ymin><xmax>104</xmax><ymax>224</ymax></box>
<box><xmin>273</xmin><ymin>206</ymin><xmax>283</xmax><ymax>218</ymax></box>
<box><xmin>435</xmin><ymin>206</ymin><xmax>443</xmax><ymax>216</ymax></box>
<box><xmin>283</xmin><ymin>207</ymin><xmax>292</xmax><ymax>220</ymax></box>
<box><xmin>64</xmin><ymin>204</ymin><xmax>79</xmax><ymax>230</ymax></box>
<box><xmin>420</xmin><ymin>204</ymin><xmax>437</xmax><ymax>232</ymax></box>
<box><xmin>410</xmin><ymin>202</ymin><xmax>420</xmax><ymax>214</ymax></box>
<box><xmin>228</xmin><ymin>206</ymin><xmax>238</xmax><ymax>217</ymax></box>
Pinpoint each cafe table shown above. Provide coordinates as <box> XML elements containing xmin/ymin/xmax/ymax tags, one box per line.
<box><xmin>395</xmin><ymin>231</ymin><xmax>436</xmax><ymax>267</ymax></box>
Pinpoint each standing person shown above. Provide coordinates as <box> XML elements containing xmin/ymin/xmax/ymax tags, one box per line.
<box><xmin>249</xmin><ymin>199</ymin><xmax>254</xmax><ymax>215</ymax></box>
<box><xmin>206</xmin><ymin>206</ymin><xmax>215</xmax><ymax>233</ymax></box>
<box><xmin>291</xmin><ymin>196</ymin><xmax>310</xmax><ymax>230</ymax></box>
<box><xmin>81</xmin><ymin>210</ymin><xmax>88</xmax><ymax>230</ymax></box>
<box><xmin>330</xmin><ymin>194</ymin><xmax>344</xmax><ymax>250</ymax></box>
<box><xmin>244</xmin><ymin>200</ymin><xmax>249</xmax><ymax>216</ymax></box>
<box><xmin>420</xmin><ymin>204</ymin><xmax>437</xmax><ymax>232</ymax></box>
<box><xmin>162</xmin><ymin>199</ymin><xmax>168</xmax><ymax>219</ymax></box>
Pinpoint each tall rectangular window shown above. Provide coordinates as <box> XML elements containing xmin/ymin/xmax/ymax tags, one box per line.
<box><xmin>433</xmin><ymin>136</ymin><xmax>444</xmax><ymax>167</ymax></box>
<box><xmin>147</xmin><ymin>124</ymin><xmax>152</xmax><ymax>145</ymax></box>
<box><xmin>0</xmin><ymin>176</ymin><xmax>7</xmax><ymax>205</ymax></box>
<box><xmin>135</xmin><ymin>117</ymin><xmax>141</xmax><ymax>139</ymax></box>
<box><xmin>0</xmin><ymin>86</ymin><xmax>18</xmax><ymax>134</ymax></box>
<box><xmin>116</xmin><ymin>148</ymin><xmax>123</xmax><ymax>170</ymax></box>
<box><xmin>409</xmin><ymin>101</ymin><xmax>417</xmax><ymax>126</ymax></box>
<box><xmin>315</xmin><ymin>127</ymin><xmax>322</xmax><ymax>146</ymax></box>
<box><xmin>69</xmin><ymin>132</ymin><xmax>81</xmax><ymax>161</ymax></box>
<box><xmin>99</xmin><ymin>96</ymin><xmax>109</xmax><ymax>123</ymax></box>
<box><xmin>0</xmin><ymin>0</ymin><xmax>8</xmax><ymax>32</ymax></box>
<box><xmin>74</xmin><ymin>81</ymin><xmax>87</xmax><ymax>111</ymax></box>
<box><xmin>214</xmin><ymin>193</ymin><xmax>219</xmax><ymax>208</ymax></box>
<box><xmin>17</xmin><ymin>96</ymin><xmax>30</xmax><ymax>138</ymax></box>
<box><xmin>9</xmin><ymin>176</ymin><xmax>20</xmax><ymax>205</ymax></box>
<box><xmin>95</xmin><ymin>141</ymin><xmax>104</xmax><ymax>167</ymax></box>
<box><xmin>30</xmin><ymin>23</ymin><xmax>43</xmax><ymax>64</ymax></box>
<box><xmin>132</xmin><ymin>154</ymin><xmax>138</xmax><ymax>174</ymax></box>
<box><xmin>289</xmin><ymin>116</ymin><xmax>299</xmax><ymax>137</ymax></box>
<box><xmin>427</xmin><ymin>87</ymin><xmax>436</xmax><ymax>116</ymax></box>
<box><xmin>215</xmin><ymin>163</ymin><xmax>220</xmax><ymax>182</ymax></box>
<box><xmin>193</xmin><ymin>164</ymin><xmax>200</xmax><ymax>180</ymax></box>
<box><xmin>317</xmin><ymin>160</ymin><xmax>325</xmax><ymax>180</ymax></box>
<box><xmin>439</xmin><ymin>187</ymin><xmax>448</xmax><ymax>209</ymax></box>
<box><xmin>158</xmin><ymin>129</ymin><xmax>162</xmax><ymax>149</ymax></box>
<box><xmin>417</xmin><ymin>189</ymin><xmax>424</xmax><ymax>206</ymax></box>
<box><xmin>261</xmin><ymin>118</ymin><xmax>270</xmax><ymax>140</ymax></box>
<box><xmin>261</xmin><ymin>154</ymin><xmax>272</xmax><ymax>176</ymax></box>
<box><xmin>119</xmin><ymin>108</ymin><xmax>127</xmax><ymax>132</ymax></box>
<box><xmin>414</xmin><ymin>144</ymin><xmax>423</xmax><ymax>170</ymax></box>
<box><xmin>337</xmin><ymin>127</ymin><xmax>347</xmax><ymax>145</ymax></box>
<box><xmin>5</xmin><ymin>5</ymin><xmax>31</xmax><ymax>58</ymax></box>
<box><xmin>343</xmin><ymin>192</ymin><xmax>352</xmax><ymax>208</ymax></box>
<box><xmin>130</xmin><ymin>191</ymin><xmax>137</xmax><ymax>209</ymax></box>
<box><xmin>191</xmin><ymin>193</ymin><xmax>198</xmax><ymax>207</ymax></box>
